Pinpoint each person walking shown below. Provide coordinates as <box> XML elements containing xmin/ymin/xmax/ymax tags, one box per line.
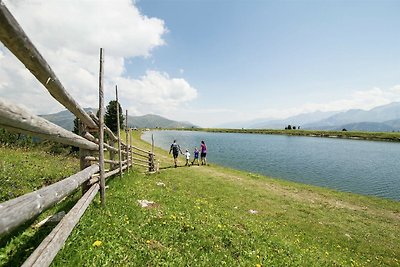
<box><xmin>200</xmin><ymin>140</ymin><xmax>207</xmax><ymax>166</ymax></box>
<box><xmin>192</xmin><ymin>147</ymin><xmax>200</xmax><ymax>166</ymax></box>
<box><xmin>169</xmin><ymin>139</ymin><xmax>182</xmax><ymax>168</ymax></box>
<box><xmin>184</xmin><ymin>149</ymin><xmax>191</xmax><ymax>166</ymax></box>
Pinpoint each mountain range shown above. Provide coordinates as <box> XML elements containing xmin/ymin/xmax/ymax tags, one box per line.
<box><xmin>40</xmin><ymin>108</ymin><xmax>197</xmax><ymax>131</ymax></box>
<box><xmin>40</xmin><ymin>102</ymin><xmax>400</xmax><ymax>132</ymax></box>
<box><xmin>219</xmin><ymin>102</ymin><xmax>400</xmax><ymax>132</ymax></box>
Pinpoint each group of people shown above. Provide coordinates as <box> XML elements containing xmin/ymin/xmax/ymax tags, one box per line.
<box><xmin>169</xmin><ymin>139</ymin><xmax>207</xmax><ymax>168</ymax></box>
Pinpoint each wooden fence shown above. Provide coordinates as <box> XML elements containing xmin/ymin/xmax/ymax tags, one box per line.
<box><xmin>0</xmin><ymin>3</ymin><xmax>155</xmax><ymax>266</ymax></box>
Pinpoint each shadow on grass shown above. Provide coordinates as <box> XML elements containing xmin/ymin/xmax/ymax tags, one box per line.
<box><xmin>0</xmin><ymin>193</ymin><xmax>80</xmax><ymax>266</ymax></box>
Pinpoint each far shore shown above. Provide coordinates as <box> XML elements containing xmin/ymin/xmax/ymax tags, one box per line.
<box><xmin>159</xmin><ymin>127</ymin><xmax>400</xmax><ymax>143</ymax></box>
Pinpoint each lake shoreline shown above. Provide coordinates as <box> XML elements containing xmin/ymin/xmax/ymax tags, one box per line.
<box><xmin>166</xmin><ymin>128</ymin><xmax>400</xmax><ymax>143</ymax></box>
<box><xmin>143</xmin><ymin>130</ymin><xmax>400</xmax><ymax>201</ymax></box>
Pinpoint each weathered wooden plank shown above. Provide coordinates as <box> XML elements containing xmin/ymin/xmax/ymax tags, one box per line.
<box><xmin>131</xmin><ymin>157</ymin><xmax>152</xmax><ymax>164</ymax></box>
<box><xmin>79</xmin><ymin>121</ymin><xmax>92</xmax><ymax>194</ymax></box>
<box><xmin>126</xmin><ymin>110</ymin><xmax>129</xmax><ymax>172</ymax></box>
<box><xmin>88</xmin><ymin>112</ymin><xmax>118</xmax><ymax>142</ymax></box>
<box><xmin>116</xmin><ymin>86</ymin><xmax>123</xmax><ymax>178</ymax></box>
<box><xmin>0</xmin><ymin>164</ymin><xmax>99</xmax><ymax>237</ymax></box>
<box><xmin>89</xmin><ymin>164</ymin><xmax>128</xmax><ymax>184</ymax></box>
<box><xmin>0</xmin><ymin>98</ymin><xmax>98</xmax><ymax>151</ymax></box>
<box><xmin>83</xmin><ymin>131</ymin><xmax>127</xmax><ymax>154</ymax></box>
<box><xmin>85</xmin><ymin>156</ymin><xmax>120</xmax><ymax>165</ymax></box>
<box><xmin>105</xmin><ymin>164</ymin><xmax>128</xmax><ymax>179</ymax></box>
<box><xmin>134</xmin><ymin>162</ymin><xmax>151</xmax><ymax>168</ymax></box>
<box><xmin>109</xmin><ymin>139</ymin><xmax>116</xmax><ymax>170</ymax></box>
<box><xmin>129</xmin><ymin>128</ymin><xmax>133</xmax><ymax>168</ymax></box>
<box><xmin>21</xmin><ymin>184</ymin><xmax>99</xmax><ymax>267</ymax></box>
<box><xmin>0</xmin><ymin>4</ymin><xmax>97</xmax><ymax>129</ymax></box>
<box><xmin>98</xmin><ymin>48</ymin><xmax>106</xmax><ymax>207</ymax></box>
<box><xmin>132</xmin><ymin>150</ymin><xmax>149</xmax><ymax>159</ymax></box>
<box><xmin>131</xmin><ymin>145</ymin><xmax>154</xmax><ymax>155</ymax></box>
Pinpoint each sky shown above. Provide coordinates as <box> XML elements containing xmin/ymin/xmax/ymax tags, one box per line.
<box><xmin>1</xmin><ymin>0</ymin><xmax>400</xmax><ymax>127</ymax></box>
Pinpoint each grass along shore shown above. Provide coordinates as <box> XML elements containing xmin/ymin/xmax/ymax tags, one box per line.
<box><xmin>1</xmin><ymin>131</ymin><xmax>399</xmax><ymax>266</ymax></box>
<box><xmin>172</xmin><ymin>128</ymin><xmax>400</xmax><ymax>143</ymax></box>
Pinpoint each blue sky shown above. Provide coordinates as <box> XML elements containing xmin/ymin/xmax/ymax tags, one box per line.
<box><xmin>1</xmin><ymin>0</ymin><xmax>400</xmax><ymax>127</ymax></box>
<box><xmin>131</xmin><ymin>0</ymin><xmax>400</xmax><ymax>126</ymax></box>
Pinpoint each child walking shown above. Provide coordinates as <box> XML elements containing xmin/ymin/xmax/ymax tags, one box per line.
<box><xmin>192</xmin><ymin>147</ymin><xmax>200</xmax><ymax>166</ymax></box>
<box><xmin>184</xmin><ymin>149</ymin><xmax>191</xmax><ymax>166</ymax></box>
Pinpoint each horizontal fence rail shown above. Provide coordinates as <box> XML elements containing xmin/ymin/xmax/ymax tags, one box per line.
<box><xmin>0</xmin><ymin>98</ymin><xmax>99</xmax><ymax>150</ymax></box>
<box><xmin>0</xmin><ymin>4</ymin><xmax>97</xmax><ymax>129</ymax></box>
<box><xmin>22</xmin><ymin>184</ymin><xmax>100</xmax><ymax>267</ymax></box>
<box><xmin>0</xmin><ymin>164</ymin><xmax>99</xmax><ymax>237</ymax></box>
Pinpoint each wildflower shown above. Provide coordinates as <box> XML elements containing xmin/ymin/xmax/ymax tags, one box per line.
<box><xmin>92</xmin><ymin>240</ymin><xmax>102</xmax><ymax>247</ymax></box>
<box><xmin>256</xmin><ymin>264</ymin><xmax>262</xmax><ymax>267</ymax></box>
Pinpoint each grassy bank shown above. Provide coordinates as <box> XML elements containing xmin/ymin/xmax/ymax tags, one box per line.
<box><xmin>52</xmin><ymin>132</ymin><xmax>399</xmax><ymax>266</ymax></box>
<box><xmin>1</xmin><ymin>133</ymin><xmax>399</xmax><ymax>266</ymax></box>
<box><xmin>173</xmin><ymin>128</ymin><xmax>400</xmax><ymax>143</ymax></box>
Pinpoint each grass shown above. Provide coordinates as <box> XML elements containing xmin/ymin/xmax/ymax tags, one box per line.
<box><xmin>0</xmin><ymin>144</ymin><xmax>79</xmax><ymax>202</ymax></box>
<box><xmin>1</xmin><ymin>132</ymin><xmax>399</xmax><ymax>266</ymax></box>
<box><xmin>0</xmin><ymin>144</ymin><xmax>80</xmax><ymax>266</ymax></box>
<box><xmin>51</xmin><ymin>132</ymin><xmax>399</xmax><ymax>266</ymax></box>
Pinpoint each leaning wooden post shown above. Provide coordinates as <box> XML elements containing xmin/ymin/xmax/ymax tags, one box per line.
<box><xmin>98</xmin><ymin>48</ymin><xmax>106</xmax><ymax>207</ymax></box>
<box><xmin>125</xmin><ymin>109</ymin><xmax>129</xmax><ymax>172</ymax></box>
<box><xmin>116</xmin><ymin>85</ymin><xmax>123</xmax><ymax>178</ymax></box>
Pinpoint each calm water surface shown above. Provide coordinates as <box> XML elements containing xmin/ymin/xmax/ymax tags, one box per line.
<box><xmin>142</xmin><ymin>130</ymin><xmax>400</xmax><ymax>201</ymax></box>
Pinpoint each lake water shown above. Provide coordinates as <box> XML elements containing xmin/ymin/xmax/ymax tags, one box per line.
<box><xmin>142</xmin><ymin>130</ymin><xmax>400</xmax><ymax>201</ymax></box>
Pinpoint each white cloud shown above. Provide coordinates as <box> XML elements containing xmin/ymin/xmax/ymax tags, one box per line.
<box><xmin>258</xmin><ymin>85</ymin><xmax>400</xmax><ymax>120</ymax></box>
<box><xmin>115</xmin><ymin>71</ymin><xmax>197</xmax><ymax>115</ymax></box>
<box><xmin>0</xmin><ymin>0</ymin><xmax>197</xmax><ymax>116</ymax></box>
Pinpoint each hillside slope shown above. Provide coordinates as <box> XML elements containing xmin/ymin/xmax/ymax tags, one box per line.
<box><xmin>40</xmin><ymin>109</ymin><xmax>196</xmax><ymax>130</ymax></box>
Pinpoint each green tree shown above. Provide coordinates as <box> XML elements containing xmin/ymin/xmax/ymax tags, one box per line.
<box><xmin>105</xmin><ymin>100</ymin><xmax>124</xmax><ymax>133</ymax></box>
<box><xmin>71</xmin><ymin>117</ymin><xmax>80</xmax><ymax>152</ymax></box>
<box><xmin>73</xmin><ymin>117</ymin><xmax>80</xmax><ymax>135</ymax></box>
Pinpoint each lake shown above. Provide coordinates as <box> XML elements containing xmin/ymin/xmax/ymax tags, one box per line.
<box><xmin>142</xmin><ymin>130</ymin><xmax>400</xmax><ymax>201</ymax></box>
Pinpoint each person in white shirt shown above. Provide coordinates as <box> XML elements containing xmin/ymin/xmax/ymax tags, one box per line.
<box><xmin>184</xmin><ymin>149</ymin><xmax>190</xmax><ymax>166</ymax></box>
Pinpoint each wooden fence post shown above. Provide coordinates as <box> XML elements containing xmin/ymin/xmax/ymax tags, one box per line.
<box><xmin>116</xmin><ymin>85</ymin><xmax>122</xmax><ymax>178</ymax></box>
<box><xmin>129</xmin><ymin>128</ymin><xmax>133</xmax><ymax>168</ymax></box>
<box><xmin>79</xmin><ymin>122</ymin><xmax>91</xmax><ymax>194</ymax></box>
<box><xmin>126</xmin><ymin>109</ymin><xmax>129</xmax><ymax>172</ymax></box>
<box><xmin>109</xmin><ymin>139</ymin><xmax>115</xmax><ymax>170</ymax></box>
<box><xmin>148</xmin><ymin>153</ymin><xmax>154</xmax><ymax>172</ymax></box>
<box><xmin>98</xmin><ymin>48</ymin><xmax>105</xmax><ymax>207</ymax></box>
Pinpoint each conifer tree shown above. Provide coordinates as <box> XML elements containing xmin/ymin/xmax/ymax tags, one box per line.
<box><xmin>105</xmin><ymin>100</ymin><xmax>124</xmax><ymax>133</ymax></box>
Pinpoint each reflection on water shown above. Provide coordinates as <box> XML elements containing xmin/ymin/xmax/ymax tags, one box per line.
<box><xmin>143</xmin><ymin>130</ymin><xmax>400</xmax><ymax>201</ymax></box>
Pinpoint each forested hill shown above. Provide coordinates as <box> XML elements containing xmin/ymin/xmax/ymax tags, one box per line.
<box><xmin>40</xmin><ymin>109</ymin><xmax>197</xmax><ymax>131</ymax></box>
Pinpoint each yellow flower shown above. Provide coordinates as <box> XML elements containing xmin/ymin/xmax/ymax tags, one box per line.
<box><xmin>92</xmin><ymin>240</ymin><xmax>102</xmax><ymax>247</ymax></box>
<box><xmin>256</xmin><ymin>264</ymin><xmax>262</xmax><ymax>267</ymax></box>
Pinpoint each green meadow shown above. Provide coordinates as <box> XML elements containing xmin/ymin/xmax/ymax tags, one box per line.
<box><xmin>1</xmin><ymin>132</ymin><xmax>399</xmax><ymax>266</ymax></box>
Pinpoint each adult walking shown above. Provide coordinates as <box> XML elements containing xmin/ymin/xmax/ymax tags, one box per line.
<box><xmin>169</xmin><ymin>139</ymin><xmax>182</xmax><ymax>168</ymax></box>
<box><xmin>200</xmin><ymin>140</ymin><xmax>207</xmax><ymax>165</ymax></box>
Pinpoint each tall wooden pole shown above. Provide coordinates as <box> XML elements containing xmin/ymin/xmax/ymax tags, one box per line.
<box><xmin>98</xmin><ymin>48</ymin><xmax>106</xmax><ymax>207</ymax></box>
<box><xmin>129</xmin><ymin>128</ymin><xmax>133</xmax><ymax>168</ymax></box>
<box><xmin>125</xmin><ymin>110</ymin><xmax>129</xmax><ymax>172</ymax></box>
<box><xmin>116</xmin><ymin>85</ymin><xmax>122</xmax><ymax>178</ymax></box>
